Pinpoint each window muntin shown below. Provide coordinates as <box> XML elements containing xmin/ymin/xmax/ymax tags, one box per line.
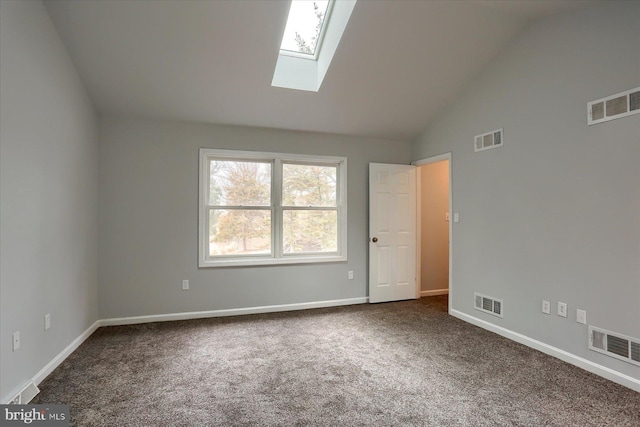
<box><xmin>199</xmin><ymin>149</ymin><xmax>347</xmax><ymax>267</ymax></box>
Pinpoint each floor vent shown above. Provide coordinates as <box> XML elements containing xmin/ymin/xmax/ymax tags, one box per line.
<box><xmin>8</xmin><ymin>381</ymin><xmax>40</xmax><ymax>404</ymax></box>
<box><xmin>474</xmin><ymin>293</ymin><xmax>503</xmax><ymax>318</ymax></box>
<box><xmin>588</xmin><ymin>86</ymin><xmax>640</xmax><ymax>125</ymax></box>
<box><xmin>474</xmin><ymin>128</ymin><xmax>503</xmax><ymax>152</ymax></box>
<box><xmin>589</xmin><ymin>326</ymin><xmax>640</xmax><ymax>367</ymax></box>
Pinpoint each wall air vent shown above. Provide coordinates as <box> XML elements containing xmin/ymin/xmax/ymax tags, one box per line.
<box><xmin>8</xmin><ymin>381</ymin><xmax>40</xmax><ymax>404</ymax></box>
<box><xmin>589</xmin><ymin>326</ymin><xmax>640</xmax><ymax>367</ymax></box>
<box><xmin>474</xmin><ymin>128</ymin><xmax>503</xmax><ymax>152</ymax></box>
<box><xmin>588</xmin><ymin>86</ymin><xmax>640</xmax><ymax>125</ymax></box>
<box><xmin>474</xmin><ymin>292</ymin><xmax>503</xmax><ymax>318</ymax></box>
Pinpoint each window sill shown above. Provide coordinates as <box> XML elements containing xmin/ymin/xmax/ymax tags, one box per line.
<box><xmin>199</xmin><ymin>254</ymin><xmax>347</xmax><ymax>268</ymax></box>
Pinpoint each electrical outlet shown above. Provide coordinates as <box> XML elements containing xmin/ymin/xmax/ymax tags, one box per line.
<box><xmin>12</xmin><ymin>331</ymin><xmax>21</xmax><ymax>351</ymax></box>
<box><xmin>182</xmin><ymin>280</ymin><xmax>189</xmax><ymax>290</ymax></box>
<box><xmin>542</xmin><ymin>300</ymin><xmax>550</xmax><ymax>314</ymax></box>
<box><xmin>44</xmin><ymin>313</ymin><xmax>51</xmax><ymax>330</ymax></box>
<box><xmin>576</xmin><ymin>309</ymin><xmax>587</xmax><ymax>324</ymax></box>
<box><xmin>557</xmin><ymin>302</ymin><xmax>567</xmax><ymax>318</ymax></box>
<box><xmin>348</xmin><ymin>271</ymin><xmax>354</xmax><ymax>280</ymax></box>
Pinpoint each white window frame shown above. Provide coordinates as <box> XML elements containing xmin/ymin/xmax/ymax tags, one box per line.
<box><xmin>199</xmin><ymin>149</ymin><xmax>347</xmax><ymax>267</ymax></box>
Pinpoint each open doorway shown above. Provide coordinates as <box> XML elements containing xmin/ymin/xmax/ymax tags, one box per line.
<box><xmin>415</xmin><ymin>155</ymin><xmax>451</xmax><ymax>311</ymax></box>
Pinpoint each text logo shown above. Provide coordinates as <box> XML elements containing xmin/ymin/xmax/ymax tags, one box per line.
<box><xmin>1</xmin><ymin>405</ymin><xmax>69</xmax><ymax>426</ymax></box>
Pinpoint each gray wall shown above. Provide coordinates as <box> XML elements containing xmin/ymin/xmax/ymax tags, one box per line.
<box><xmin>0</xmin><ymin>1</ymin><xmax>99</xmax><ymax>402</ymax></box>
<box><xmin>98</xmin><ymin>118</ymin><xmax>411</xmax><ymax>319</ymax></box>
<box><xmin>413</xmin><ymin>1</ymin><xmax>639</xmax><ymax>380</ymax></box>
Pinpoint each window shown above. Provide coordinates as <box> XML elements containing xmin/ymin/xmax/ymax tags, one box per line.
<box><xmin>280</xmin><ymin>0</ymin><xmax>332</xmax><ymax>60</ymax></box>
<box><xmin>199</xmin><ymin>149</ymin><xmax>347</xmax><ymax>267</ymax></box>
<box><xmin>272</xmin><ymin>0</ymin><xmax>356</xmax><ymax>92</ymax></box>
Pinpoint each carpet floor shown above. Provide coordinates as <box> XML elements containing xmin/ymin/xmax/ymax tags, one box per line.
<box><xmin>33</xmin><ymin>296</ymin><xmax>640</xmax><ymax>426</ymax></box>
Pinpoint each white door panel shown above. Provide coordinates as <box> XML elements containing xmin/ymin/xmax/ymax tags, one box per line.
<box><xmin>369</xmin><ymin>163</ymin><xmax>416</xmax><ymax>303</ymax></box>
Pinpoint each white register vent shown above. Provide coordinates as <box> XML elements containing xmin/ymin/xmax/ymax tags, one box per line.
<box><xmin>589</xmin><ymin>326</ymin><xmax>640</xmax><ymax>367</ymax></box>
<box><xmin>588</xmin><ymin>86</ymin><xmax>640</xmax><ymax>125</ymax></box>
<box><xmin>474</xmin><ymin>128</ymin><xmax>503</xmax><ymax>152</ymax></box>
<box><xmin>474</xmin><ymin>292</ymin><xmax>503</xmax><ymax>318</ymax></box>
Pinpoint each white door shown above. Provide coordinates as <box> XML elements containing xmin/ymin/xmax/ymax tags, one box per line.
<box><xmin>369</xmin><ymin>163</ymin><xmax>417</xmax><ymax>303</ymax></box>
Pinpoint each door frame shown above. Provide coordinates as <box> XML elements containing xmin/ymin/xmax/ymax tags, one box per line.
<box><xmin>412</xmin><ymin>153</ymin><xmax>453</xmax><ymax>313</ymax></box>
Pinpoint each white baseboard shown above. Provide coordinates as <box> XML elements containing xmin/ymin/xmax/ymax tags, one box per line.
<box><xmin>8</xmin><ymin>299</ymin><xmax>636</xmax><ymax>404</ymax></box>
<box><xmin>420</xmin><ymin>289</ymin><xmax>449</xmax><ymax>297</ymax></box>
<box><xmin>100</xmin><ymin>297</ymin><xmax>369</xmax><ymax>326</ymax></box>
<box><xmin>1</xmin><ymin>320</ymin><xmax>102</xmax><ymax>403</ymax></box>
<box><xmin>450</xmin><ymin>309</ymin><xmax>640</xmax><ymax>393</ymax></box>
<box><xmin>33</xmin><ymin>321</ymin><xmax>101</xmax><ymax>387</ymax></box>
<box><xmin>3</xmin><ymin>297</ymin><xmax>368</xmax><ymax>403</ymax></box>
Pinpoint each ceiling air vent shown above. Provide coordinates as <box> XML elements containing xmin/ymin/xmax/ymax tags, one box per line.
<box><xmin>474</xmin><ymin>292</ymin><xmax>503</xmax><ymax>318</ymax></box>
<box><xmin>474</xmin><ymin>128</ymin><xmax>503</xmax><ymax>152</ymax></box>
<box><xmin>589</xmin><ymin>326</ymin><xmax>640</xmax><ymax>366</ymax></box>
<box><xmin>588</xmin><ymin>86</ymin><xmax>640</xmax><ymax>125</ymax></box>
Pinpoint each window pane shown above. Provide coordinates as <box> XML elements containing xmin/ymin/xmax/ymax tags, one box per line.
<box><xmin>280</xmin><ymin>0</ymin><xmax>331</xmax><ymax>56</ymax></box>
<box><xmin>209</xmin><ymin>160</ymin><xmax>271</xmax><ymax>206</ymax></box>
<box><xmin>283</xmin><ymin>210</ymin><xmax>337</xmax><ymax>253</ymax></box>
<box><xmin>209</xmin><ymin>209</ymin><xmax>271</xmax><ymax>256</ymax></box>
<box><xmin>282</xmin><ymin>164</ymin><xmax>337</xmax><ymax>206</ymax></box>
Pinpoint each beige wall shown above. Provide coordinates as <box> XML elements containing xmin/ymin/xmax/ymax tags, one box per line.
<box><xmin>419</xmin><ymin>161</ymin><xmax>449</xmax><ymax>293</ymax></box>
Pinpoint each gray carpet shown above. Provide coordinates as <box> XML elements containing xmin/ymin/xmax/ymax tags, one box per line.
<box><xmin>33</xmin><ymin>296</ymin><xmax>640</xmax><ymax>426</ymax></box>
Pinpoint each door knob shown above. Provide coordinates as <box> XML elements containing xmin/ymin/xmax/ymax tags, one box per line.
<box><xmin>372</xmin><ymin>237</ymin><xmax>378</xmax><ymax>243</ymax></box>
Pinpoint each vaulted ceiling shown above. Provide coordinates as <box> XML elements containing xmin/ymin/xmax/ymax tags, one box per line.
<box><xmin>45</xmin><ymin>0</ymin><xmax>598</xmax><ymax>141</ymax></box>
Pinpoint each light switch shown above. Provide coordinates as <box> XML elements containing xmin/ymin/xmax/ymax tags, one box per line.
<box><xmin>542</xmin><ymin>300</ymin><xmax>550</xmax><ymax>314</ymax></box>
<box><xmin>557</xmin><ymin>302</ymin><xmax>567</xmax><ymax>318</ymax></box>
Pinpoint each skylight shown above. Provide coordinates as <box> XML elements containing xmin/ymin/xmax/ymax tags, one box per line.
<box><xmin>280</xmin><ymin>0</ymin><xmax>332</xmax><ymax>59</ymax></box>
<box><xmin>272</xmin><ymin>0</ymin><xmax>356</xmax><ymax>92</ymax></box>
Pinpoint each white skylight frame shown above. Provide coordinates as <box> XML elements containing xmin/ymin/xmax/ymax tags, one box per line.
<box><xmin>279</xmin><ymin>0</ymin><xmax>335</xmax><ymax>61</ymax></box>
<box><xmin>272</xmin><ymin>0</ymin><xmax>357</xmax><ymax>92</ymax></box>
